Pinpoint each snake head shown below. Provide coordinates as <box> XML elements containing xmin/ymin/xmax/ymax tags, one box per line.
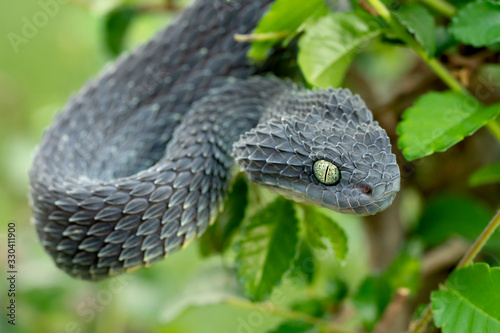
<box><xmin>233</xmin><ymin>88</ymin><xmax>400</xmax><ymax>216</ymax></box>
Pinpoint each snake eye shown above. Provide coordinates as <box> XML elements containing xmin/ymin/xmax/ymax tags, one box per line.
<box><xmin>313</xmin><ymin>160</ymin><xmax>340</xmax><ymax>185</ymax></box>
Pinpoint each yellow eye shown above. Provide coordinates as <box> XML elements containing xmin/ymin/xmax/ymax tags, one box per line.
<box><xmin>313</xmin><ymin>160</ymin><xmax>340</xmax><ymax>185</ymax></box>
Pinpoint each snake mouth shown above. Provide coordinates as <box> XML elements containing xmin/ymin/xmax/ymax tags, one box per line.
<box><xmin>323</xmin><ymin>190</ymin><xmax>397</xmax><ymax>216</ymax></box>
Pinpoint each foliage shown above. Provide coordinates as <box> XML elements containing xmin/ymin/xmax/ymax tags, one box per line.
<box><xmin>431</xmin><ymin>263</ymin><xmax>500</xmax><ymax>332</ymax></box>
<box><xmin>298</xmin><ymin>11</ymin><xmax>382</xmax><ymax>88</ymax></box>
<box><xmin>449</xmin><ymin>1</ymin><xmax>500</xmax><ymax>47</ymax></box>
<box><xmin>394</xmin><ymin>5</ymin><xmax>436</xmax><ymax>57</ymax></box>
<box><xmin>3</xmin><ymin>0</ymin><xmax>500</xmax><ymax>332</ymax></box>
<box><xmin>235</xmin><ymin>197</ymin><xmax>300</xmax><ymax>301</ymax></box>
<box><xmin>397</xmin><ymin>91</ymin><xmax>500</xmax><ymax>161</ymax></box>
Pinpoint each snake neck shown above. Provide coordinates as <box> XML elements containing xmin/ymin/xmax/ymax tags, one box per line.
<box><xmin>29</xmin><ymin>0</ymin><xmax>281</xmax><ymax>280</ymax></box>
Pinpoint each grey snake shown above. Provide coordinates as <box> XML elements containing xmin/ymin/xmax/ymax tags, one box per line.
<box><xmin>29</xmin><ymin>0</ymin><xmax>400</xmax><ymax>281</ymax></box>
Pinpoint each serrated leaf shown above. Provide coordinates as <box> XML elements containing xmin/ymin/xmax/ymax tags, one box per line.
<box><xmin>449</xmin><ymin>1</ymin><xmax>500</xmax><ymax>47</ymax></box>
<box><xmin>302</xmin><ymin>206</ymin><xmax>348</xmax><ymax>262</ymax></box>
<box><xmin>104</xmin><ymin>6</ymin><xmax>137</xmax><ymax>55</ymax></box>
<box><xmin>236</xmin><ymin>197</ymin><xmax>299</xmax><ymax>301</ymax></box>
<box><xmin>397</xmin><ymin>91</ymin><xmax>500</xmax><ymax>161</ymax></box>
<box><xmin>394</xmin><ymin>5</ymin><xmax>436</xmax><ymax>57</ymax></box>
<box><xmin>469</xmin><ymin>162</ymin><xmax>500</xmax><ymax>186</ymax></box>
<box><xmin>267</xmin><ymin>321</ymin><xmax>315</xmax><ymax>333</ymax></box>
<box><xmin>298</xmin><ymin>11</ymin><xmax>382</xmax><ymax>88</ymax></box>
<box><xmin>199</xmin><ymin>174</ymin><xmax>248</xmax><ymax>257</ymax></box>
<box><xmin>415</xmin><ymin>194</ymin><xmax>494</xmax><ymax>247</ymax></box>
<box><xmin>431</xmin><ymin>263</ymin><xmax>500</xmax><ymax>333</ymax></box>
<box><xmin>353</xmin><ymin>251</ymin><xmax>420</xmax><ymax>330</ymax></box>
<box><xmin>249</xmin><ymin>0</ymin><xmax>329</xmax><ymax>61</ymax></box>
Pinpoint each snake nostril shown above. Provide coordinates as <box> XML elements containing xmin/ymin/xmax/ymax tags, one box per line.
<box><xmin>358</xmin><ymin>183</ymin><xmax>372</xmax><ymax>194</ymax></box>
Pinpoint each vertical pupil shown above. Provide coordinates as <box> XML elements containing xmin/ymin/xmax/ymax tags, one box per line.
<box><xmin>324</xmin><ymin>165</ymin><xmax>329</xmax><ymax>183</ymax></box>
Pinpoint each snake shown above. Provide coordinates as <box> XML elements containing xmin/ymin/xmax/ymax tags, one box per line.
<box><xmin>29</xmin><ymin>0</ymin><xmax>401</xmax><ymax>281</ymax></box>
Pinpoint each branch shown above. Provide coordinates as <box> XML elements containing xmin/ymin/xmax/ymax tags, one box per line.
<box><xmin>410</xmin><ymin>210</ymin><xmax>500</xmax><ymax>333</ymax></box>
<box><xmin>418</xmin><ymin>0</ymin><xmax>457</xmax><ymax>18</ymax></box>
<box><xmin>365</xmin><ymin>0</ymin><xmax>500</xmax><ymax>145</ymax></box>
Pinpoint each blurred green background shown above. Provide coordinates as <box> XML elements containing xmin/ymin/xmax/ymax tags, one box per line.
<box><xmin>0</xmin><ymin>1</ymin><xmax>369</xmax><ymax>332</ymax></box>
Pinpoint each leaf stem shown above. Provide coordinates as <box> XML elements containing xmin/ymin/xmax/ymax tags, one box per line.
<box><xmin>456</xmin><ymin>210</ymin><xmax>500</xmax><ymax>267</ymax></box>
<box><xmin>410</xmin><ymin>210</ymin><xmax>500</xmax><ymax>333</ymax></box>
<box><xmin>486</xmin><ymin>119</ymin><xmax>500</xmax><ymax>142</ymax></box>
<box><xmin>418</xmin><ymin>0</ymin><xmax>457</xmax><ymax>18</ymax></box>
<box><xmin>366</xmin><ymin>0</ymin><xmax>500</xmax><ymax>143</ymax></box>
<box><xmin>224</xmin><ymin>297</ymin><xmax>354</xmax><ymax>333</ymax></box>
<box><xmin>234</xmin><ymin>31</ymin><xmax>290</xmax><ymax>42</ymax></box>
<box><xmin>365</xmin><ymin>0</ymin><xmax>465</xmax><ymax>93</ymax></box>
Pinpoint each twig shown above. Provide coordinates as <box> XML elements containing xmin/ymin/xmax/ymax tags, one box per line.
<box><xmin>234</xmin><ymin>31</ymin><xmax>289</xmax><ymax>42</ymax></box>
<box><xmin>418</xmin><ymin>0</ymin><xmax>457</xmax><ymax>18</ymax></box>
<box><xmin>410</xmin><ymin>210</ymin><xmax>500</xmax><ymax>333</ymax></box>
<box><xmin>367</xmin><ymin>0</ymin><xmax>500</xmax><ymax>145</ymax></box>
<box><xmin>366</xmin><ymin>0</ymin><xmax>465</xmax><ymax>94</ymax></box>
<box><xmin>456</xmin><ymin>210</ymin><xmax>500</xmax><ymax>267</ymax></box>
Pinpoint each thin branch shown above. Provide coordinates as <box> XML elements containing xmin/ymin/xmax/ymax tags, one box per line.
<box><xmin>365</xmin><ymin>0</ymin><xmax>465</xmax><ymax>94</ymax></box>
<box><xmin>234</xmin><ymin>31</ymin><xmax>290</xmax><ymax>42</ymax></box>
<box><xmin>418</xmin><ymin>0</ymin><xmax>457</xmax><ymax>18</ymax></box>
<box><xmin>411</xmin><ymin>210</ymin><xmax>500</xmax><ymax>333</ymax></box>
<box><xmin>456</xmin><ymin>210</ymin><xmax>500</xmax><ymax>267</ymax></box>
<box><xmin>486</xmin><ymin>120</ymin><xmax>500</xmax><ymax>143</ymax></box>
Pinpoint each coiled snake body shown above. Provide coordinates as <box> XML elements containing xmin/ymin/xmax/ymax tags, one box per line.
<box><xmin>29</xmin><ymin>0</ymin><xmax>400</xmax><ymax>280</ymax></box>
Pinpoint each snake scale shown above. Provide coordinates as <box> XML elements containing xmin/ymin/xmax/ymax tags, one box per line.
<box><xmin>29</xmin><ymin>0</ymin><xmax>400</xmax><ymax>281</ymax></box>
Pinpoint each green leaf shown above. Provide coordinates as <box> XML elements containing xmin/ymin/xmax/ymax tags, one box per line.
<box><xmin>469</xmin><ymin>162</ymin><xmax>500</xmax><ymax>186</ymax></box>
<box><xmin>415</xmin><ymin>194</ymin><xmax>494</xmax><ymax>247</ymax></box>
<box><xmin>298</xmin><ymin>11</ymin><xmax>382</xmax><ymax>88</ymax></box>
<box><xmin>290</xmin><ymin>241</ymin><xmax>316</xmax><ymax>285</ymax></box>
<box><xmin>236</xmin><ymin>197</ymin><xmax>299</xmax><ymax>301</ymax></box>
<box><xmin>432</xmin><ymin>263</ymin><xmax>500</xmax><ymax>333</ymax></box>
<box><xmin>397</xmin><ymin>91</ymin><xmax>500</xmax><ymax>161</ymax></box>
<box><xmin>249</xmin><ymin>0</ymin><xmax>329</xmax><ymax>61</ymax></box>
<box><xmin>104</xmin><ymin>7</ymin><xmax>137</xmax><ymax>55</ymax></box>
<box><xmin>394</xmin><ymin>5</ymin><xmax>436</xmax><ymax>57</ymax></box>
<box><xmin>449</xmin><ymin>1</ymin><xmax>500</xmax><ymax>47</ymax></box>
<box><xmin>199</xmin><ymin>174</ymin><xmax>248</xmax><ymax>256</ymax></box>
<box><xmin>303</xmin><ymin>206</ymin><xmax>348</xmax><ymax>262</ymax></box>
<box><xmin>353</xmin><ymin>251</ymin><xmax>420</xmax><ymax>330</ymax></box>
<box><xmin>267</xmin><ymin>321</ymin><xmax>315</xmax><ymax>333</ymax></box>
